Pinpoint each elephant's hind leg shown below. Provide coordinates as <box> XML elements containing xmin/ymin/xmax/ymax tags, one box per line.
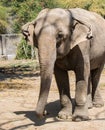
<box><xmin>54</xmin><ymin>65</ymin><xmax>73</xmax><ymax>120</ymax></box>
<box><xmin>91</xmin><ymin>66</ymin><xmax>104</xmax><ymax>108</ymax></box>
<box><xmin>87</xmin><ymin>78</ymin><xmax>93</xmax><ymax>109</ymax></box>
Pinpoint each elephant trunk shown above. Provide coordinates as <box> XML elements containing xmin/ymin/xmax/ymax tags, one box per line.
<box><xmin>36</xmin><ymin>35</ymin><xmax>56</xmax><ymax>118</ymax></box>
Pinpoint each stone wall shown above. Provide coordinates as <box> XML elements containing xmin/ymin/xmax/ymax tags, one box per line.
<box><xmin>0</xmin><ymin>34</ymin><xmax>22</xmax><ymax>60</ymax></box>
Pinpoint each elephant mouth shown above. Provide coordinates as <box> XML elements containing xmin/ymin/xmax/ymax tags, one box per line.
<box><xmin>57</xmin><ymin>48</ymin><xmax>69</xmax><ymax>59</ymax></box>
<box><xmin>57</xmin><ymin>52</ymin><xmax>65</xmax><ymax>59</ymax></box>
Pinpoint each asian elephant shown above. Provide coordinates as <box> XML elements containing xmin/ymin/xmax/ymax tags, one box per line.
<box><xmin>22</xmin><ymin>8</ymin><xmax>105</xmax><ymax>121</ymax></box>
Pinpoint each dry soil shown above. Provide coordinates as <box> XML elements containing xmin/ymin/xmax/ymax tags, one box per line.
<box><xmin>0</xmin><ymin>61</ymin><xmax>105</xmax><ymax>130</ymax></box>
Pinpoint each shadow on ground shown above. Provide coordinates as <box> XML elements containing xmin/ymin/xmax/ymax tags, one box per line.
<box><xmin>14</xmin><ymin>100</ymin><xmax>61</xmax><ymax>127</ymax></box>
<box><xmin>7</xmin><ymin>100</ymin><xmax>105</xmax><ymax>130</ymax></box>
<box><xmin>0</xmin><ymin>66</ymin><xmax>40</xmax><ymax>81</ymax></box>
<box><xmin>0</xmin><ymin>100</ymin><xmax>105</xmax><ymax>130</ymax></box>
<box><xmin>0</xmin><ymin>66</ymin><xmax>40</xmax><ymax>90</ymax></box>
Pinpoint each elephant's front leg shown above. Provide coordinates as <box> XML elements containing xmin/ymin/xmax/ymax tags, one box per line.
<box><xmin>73</xmin><ymin>61</ymin><xmax>90</xmax><ymax>121</ymax></box>
<box><xmin>54</xmin><ymin>64</ymin><xmax>73</xmax><ymax>120</ymax></box>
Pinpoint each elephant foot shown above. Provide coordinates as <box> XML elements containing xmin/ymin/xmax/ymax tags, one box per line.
<box><xmin>58</xmin><ymin>95</ymin><xmax>73</xmax><ymax>120</ymax></box>
<box><xmin>88</xmin><ymin>102</ymin><xmax>93</xmax><ymax>109</ymax></box>
<box><xmin>93</xmin><ymin>99</ymin><xmax>104</xmax><ymax>108</ymax></box>
<box><xmin>87</xmin><ymin>94</ymin><xmax>93</xmax><ymax>109</ymax></box>
<box><xmin>35</xmin><ymin>112</ymin><xmax>44</xmax><ymax>119</ymax></box>
<box><xmin>92</xmin><ymin>89</ymin><xmax>104</xmax><ymax>108</ymax></box>
<box><xmin>35</xmin><ymin>110</ymin><xmax>48</xmax><ymax>119</ymax></box>
<box><xmin>72</xmin><ymin>115</ymin><xmax>89</xmax><ymax>122</ymax></box>
<box><xmin>93</xmin><ymin>93</ymin><xmax>104</xmax><ymax>108</ymax></box>
<box><xmin>58</xmin><ymin>107</ymin><xmax>72</xmax><ymax>120</ymax></box>
<box><xmin>72</xmin><ymin>105</ymin><xmax>89</xmax><ymax>122</ymax></box>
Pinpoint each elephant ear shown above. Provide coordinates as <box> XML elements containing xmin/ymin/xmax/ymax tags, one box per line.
<box><xmin>22</xmin><ymin>22</ymin><xmax>37</xmax><ymax>47</ymax></box>
<box><xmin>27</xmin><ymin>23</ymin><xmax>36</xmax><ymax>45</ymax></box>
<box><xmin>70</xmin><ymin>18</ymin><xmax>93</xmax><ymax>49</ymax></box>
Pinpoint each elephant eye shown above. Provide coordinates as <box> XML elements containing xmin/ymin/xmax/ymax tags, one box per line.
<box><xmin>56</xmin><ymin>31</ymin><xmax>64</xmax><ymax>41</ymax></box>
<box><xmin>56</xmin><ymin>32</ymin><xmax>64</xmax><ymax>48</ymax></box>
<box><xmin>57</xmin><ymin>31</ymin><xmax>64</xmax><ymax>39</ymax></box>
<box><xmin>58</xmin><ymin>33</ymin><xmax>63</xmax><ymax>39</ymax></box>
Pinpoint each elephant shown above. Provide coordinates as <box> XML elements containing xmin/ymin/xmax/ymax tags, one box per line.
<box><xmin>22</xmin><ymin>8</ymin><xmax>105</xmax><ymax>121</ymax></box>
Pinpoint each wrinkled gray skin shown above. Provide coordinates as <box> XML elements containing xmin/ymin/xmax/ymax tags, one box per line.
<box><xmin>22</xmin><ymin>8</ymin><xmax>105</xmax><ymax>121</ymax></box>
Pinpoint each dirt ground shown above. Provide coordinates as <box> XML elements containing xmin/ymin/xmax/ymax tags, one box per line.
<box><xmin>0</xmin><ymin>60</ymin><xmax>105</xmax><ymax>130</ymax></box>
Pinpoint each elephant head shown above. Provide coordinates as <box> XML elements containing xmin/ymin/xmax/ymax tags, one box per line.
<box><xmin>22</xmin><ymin>8</ymin><xmax>93</xmax><ymax>118</ymax></box>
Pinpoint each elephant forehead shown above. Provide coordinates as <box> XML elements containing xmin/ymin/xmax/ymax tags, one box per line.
<box><xmin>35</xmin><ymin>23</ymin><xmax>56</xmax><ymax>36</ymax></box>
<box><xmin>35</xmin><ymin>20</ymin><xmax>69</xmax><ymax>37</ymax></box>
<box><xmin>35</xmin><ymin>9</ymin><xmax>70</xmax><ymax>35</ymax></box>
<box><xmin>36</xmin><ymin>8</ymin><xmax>70</xmax><ymax>24</ymax></box>
<box><xmin>47</xmin><ymin>9</ymin><xmax>70</xmax><ymax>22</ymax></box>
<box><xmin>48</xmin><ymin>9</ymin><xmax>68</xmax><ymax>17</ymax></box>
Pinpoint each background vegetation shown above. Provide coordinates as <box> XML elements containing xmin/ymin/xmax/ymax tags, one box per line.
<box><xmin>0</xmin><ymin>5</ymin><xmax>8</xmax><ymax>33</ymax></box>
<box><xmin>0</xmin><ymin>0</ymin><xmax>105</xmax><ymax>59</ymax></box>
<box><xmin>1</xmin><ymin>0</ymin><xmax>105</xmax><ymax>34</ymax></box>
<box><xmin>15</xmin><ymin>38</ymin><xmax>32</xmax><ymax>59</ymax></box>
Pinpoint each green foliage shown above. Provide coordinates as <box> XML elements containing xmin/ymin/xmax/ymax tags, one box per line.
<box><xmin>0</xmin><ymin>5</ymin><xmax>8</xmax><ymax>33</ymax></box>
<box><xmin>57</xmin><ymin>0</ymin><xmax>105</xmax><ymax>17</ymax></box>
<box><xmin>1</xmin><ymin>0</ymin><xmax>105</xmax><ymax>33</ymax></box>
<box><xmin>12</xmin><ymin>0</ymin><xmax>43</xmax><ymax>32</ymax></box>
<box><xmin>89</xmin><ymin>0</ymin><xmax>105</xmax><ymax>17</ymax></box>
<box><xmin>0</xmin><ymin>0</ymin><xmax>12</xmax><ymax>6</ymax></box>
<box><xmin>0</xmin><ymin>20</ymin><xmax>7</xmax><ymax>34</ymax></box>
<box><xmin>0</xmin><ymin>6</ymin><xmax>7</xmax><ymax>20</ymax></box>
<box><xmin>0</xmin><ymin>0</ymin><xmax>61</xmax><ymax>33</ymax></box>
<box><xmin>16</xmin><ymin>38</ymin><xmax>32</xmax><ymax>59</ymax></box>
